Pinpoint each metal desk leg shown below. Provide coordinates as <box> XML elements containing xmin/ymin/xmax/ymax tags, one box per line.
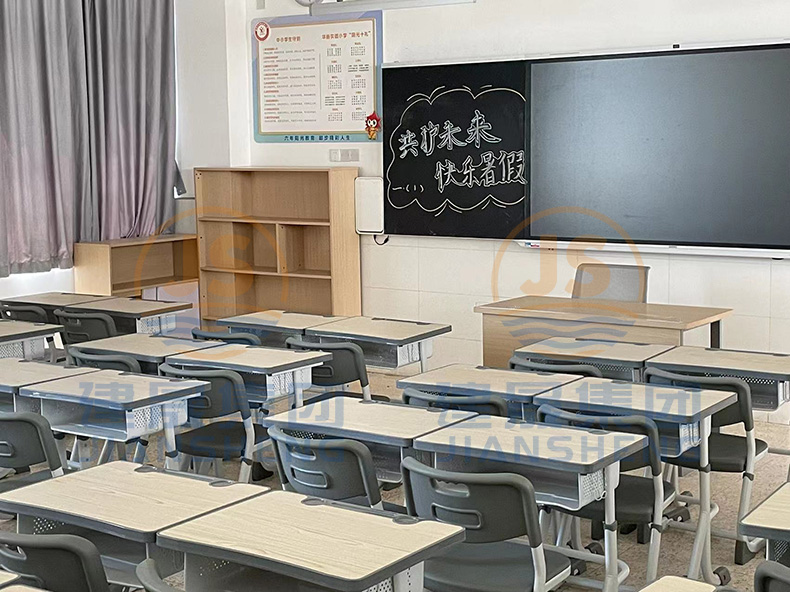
<box><xmin>418</xmin><ymin>341</ymin><xmax>429</xmax><ymax>373</ymax></box>
<box><xmin>293</xmin><ymin>371</ymin><xmax>304</xmax><ymax>408</ymax></box>
<box><xmin>688</xmin><ymin>416</ymin><xmax>718</xmax><ymax>584</ymax></box>
<box><xmin>603</xmin><ymin>463</ymin><xmax>620</xmax><ymax>592</ymax></box>
<box><xmin>710</xmin><ymin>321</ymin><xmax>722</xmax><ymax>349</ymax></box>
<box><xmin>162</xmin><ymin>402</ymin><xmax>180</xmax><ymax>470</ymax></box>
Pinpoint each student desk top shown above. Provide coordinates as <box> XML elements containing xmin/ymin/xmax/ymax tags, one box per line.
<box><xmin>397</xmin><ymin>363</ymin><xmax>583</xmax><ymax>403</ymax></box>
<box><xmin>0</xmin><ymin>359</ymin><xmax>99</xmax><ymax>395</ymax></box>
<box><xmin>641</xmin><ymin>576</ymin><xmax>715</xmax><ymax>592</ymax></box>
<box><xmin>305</xmin><ymin>316</ymin><xmax>451</xmax><ymax>346</ymax></box>
<box><xmin>64</xmin><ymin>297</ymin><xmax>191</xmax><ymax>319</ymax></box>
<box><xmin>740</xmin><ymin>482</ymin><xmax>790</xmax><ymax>542</ymax></box>
<box><xmin>475</xmin><ymin>295</ymin><xmax>732</xmax><ymax>368</ymax></box>
<box><xmin>166</xmin><ymin>343</ymin><xmax>330</xmax><ymax>375</ymax></box>
<box><xmin>0</xmin><ymin>573</ymin><xmax>19</xmax><ymax>588</ymax></box>
<box><xmin>157</xmin><ymin>490</ymin><xmax>464</xmax><ymax>592</ymax></box>
<box><xmin>263</xmin><ymin>396</ymin><xmax>476</xmax><ymax>447</ymax></box>
<box><xmin>218</xmin><ymin>309</ymin><xmax>347</xmax><ymax>335</ymax></box>
<box><xmin>0</xmin><ymin>462</ymin><xmax>266</xmax><ymax>543</ymax></box>
<box><xmin>0</xmin><ymin>292</ymin><xmax>112</xmax><ymax>309</ymax></box>
<box><xmin>72</xmin><ymin>334</ymin><xmax>221</xmax><ymax>365</ymax></box>
<box><xmin>0</xmin><ymin>320</ymin><xmax>63</xmax><ymax>343</ymax></box>
<box><xmin>4</xmin><ymin>587</ymin><xmax>42</xmax><ymax>592</ymax></box>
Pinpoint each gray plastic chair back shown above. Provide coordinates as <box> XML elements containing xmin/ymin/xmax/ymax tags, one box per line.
<box><xmin>68</xmin><ymin>348</ymin><xmax>142</xmax><ymax>373</ymax></box>
<box><xmin>572</xmin><ymin>263</ymin><xmax>649</xmax><ymax>303</ymax></box>
<box><xmin>509</xmin><ymin>356</ymin><xmax>604</xmax><ymax>378</ymax></box>
<box><xmin>0</xmin><ymin>413</ymin><xmax>62</xmax><ymax>474</ymax></box>
<box><xmin>54</xmin><ymin>309</ymin><xmax>117</xmax><ymax>344</ymax></box>
<box><xmin>537</xmin><ymin>404</ymin><xmax>661</xmax><ymax>475</ymax></box>
<box><xmin>755</xmin><ymin>561</ymin><xmax>790</xmax><ymax>592</ymax></box>
<box><xmin>136</xmin><ymin>558</ymin><xmax>181</xmax><ymax>592</ymax></box>
<box><xmin>159</xmin><ymin>363</ymin><xmax>251</xmax><ymax>421</ymax></box>
<box><xmin>402</xmin><ymin>388</ymin><xmax>508</xmax><ymax>417</ymax></box>
<box><xmin>402</xmin><ymin>456</ymin><xmax>542</xmax><ymax>546</ymax></box>
<box><xmin>191</xmin><ymin>328</ymin><xmax>261</xmax><ymax>346</ymax></box>
<box><xmin>644</xmin><ymin>367</ymin><xmax>751</xmax><ymax>430</ymax></box>
<box><xmin>286</xmin><ymin>337</ymin><xmax>369</xmax><ymax>389</ymax></box>
<box><xmin>0</xmin><ymin>304</ymin><xmax>48</xmax><ymax>323</ymax></box>
<box><xmin>269</xmin><ymin>425</ymin><xmax>381</xmax><ymax>506</ymax></box>
<box><xmin>0</xmin><ymin>533</ymin><xmax>109</xmax><ymax>592</ymax></box>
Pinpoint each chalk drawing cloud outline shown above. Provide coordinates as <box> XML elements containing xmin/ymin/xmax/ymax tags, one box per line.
<box><xmin>387</xmin><ymin>84</ymin><xmax>527</xmax><ymax>217</ymax></box>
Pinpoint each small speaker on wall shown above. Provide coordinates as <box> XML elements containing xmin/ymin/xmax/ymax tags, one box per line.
<box><xmin>355</xmin><ymin>177</ymin><xmax>384</xmax><ymax>235</ymax></box>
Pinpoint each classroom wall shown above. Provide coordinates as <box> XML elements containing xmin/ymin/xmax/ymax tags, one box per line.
<box><xmin>177</xmin><ymin>0</ymin><xmax>790</xmax><ymax>418</ymax></box>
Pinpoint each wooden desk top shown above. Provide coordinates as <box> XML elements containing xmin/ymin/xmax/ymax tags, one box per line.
<box><xmin>0</xmin><ymin>320</ymin><xmax>63</xmax><ymax>342</ymax></box>
<box><xmin>414</xmin><ymin>415</ymin><xmax>646</xmax><ymax>473</ymax></box>
<box><xmin>0</xmin><ymin>292</ymin><xmax>112</xmax><ymax>308</ymax></box>
<box><xmin>516</xmin><ymin>338</ymin><xmax>676</xmax><ymax>366</ymax></box>
<box><xmin>19</xmin><ymin>369</ymin><xmax>208</xmax><ymax>410</ymax></box>
<box><xmin>218</xmin><ymin>310</ymin><xmax>347</xmax><ymax>333</ymax></box>
<box><xmin>640</xmin><ymin>576</ymin><xmax>715</xmax><ymax>592</ymax></box>
<box><xmin>0</xmin><ymin>572</ymin><xmax>19</xmax><ymax>586</ymax></box>
<box><xmin>534</xmin><ymin>377</ymin><xmax>737</xmax><ymax>423</ymax></box>
<box><xmin>73</xmin><ymin>334</ymin><xmax>220</xmax><ymax>363</ymax></box>
<box><xmin>740</xmin><ymin>482</ymin><xmax>790</xmax><ymax>541</ymax></box>
<box><xmin>263</xmin><ymin>397</ymin><xmax>476</xmax><ymax>447</ymax></box>
<box><xmin>305</xmin><ymin>316</ymin><xmax>452</xmax><ymax>345</ymax></box>
<box><xmin>65</xmin><ymin>297</ymin><xmax>191</xmax><ymax>319</ymax></box>
<box><xmin>5</xmin><ymin>587</ymin><xmax>48</xmax><ymax>591</ymax></box>
<box><xmin>475</xmin><ymin>295</ymin><xmax>732</xmax><ymax>331</ymax></box>
<box><xmin>166</xmin><ymin>343</ymin><xmax>331</xmax><ymax>375</ymax></box>
<box><xmin>0</xmin><ymin>359</ymin><xmax>99</xmax><ymax>395</ymax></box>
<box><xmin>649</xmin><ymin>346</ymin><xmax>790</xmax><ymax>381</ymax></box>
<box><xmin>158</xmin><ymin>491</ymin><xmax>463</xmax><ymax>592</ymax></box>
<box><xmin>0</xmin><ymin>462</ymin><xmax>266</xmax><ymax>543</ymax></box>
<box><xmin>397</xmin><ymin>364</ymin><xmax>582</xmax><ymax>402</ymax></box>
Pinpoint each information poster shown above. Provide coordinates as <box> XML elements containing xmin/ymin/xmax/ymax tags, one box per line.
<box><xmin>252</xmin><ymin>12</ymin><xmax>383</xmax><ymax>144</ymax></box>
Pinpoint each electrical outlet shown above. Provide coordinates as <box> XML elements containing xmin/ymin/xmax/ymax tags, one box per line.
<box><xmin>329</xmin><ymin>149</ymin><xmax>342</xmax><ymax>162</ymax></box>
<box><xmin>341</xmin><ymin>149</ymin><xmax>360</xmax><ymax>162</ymax></box>
<box><xmin>256</xmin><ymin>0</ymin><xmax>266</xmax><ymax>9</ymax></box>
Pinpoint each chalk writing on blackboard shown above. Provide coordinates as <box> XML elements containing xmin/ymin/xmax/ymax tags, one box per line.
<box><xmin>386</xmin><ymin>85</ymin><xmax>527</xmax><ymax>217</ymax></box>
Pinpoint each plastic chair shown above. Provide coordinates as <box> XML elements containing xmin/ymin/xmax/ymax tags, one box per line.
<box><xmin>54</xmin><ymin>309</ymin><xmax>118</xmax><ymax>345</ymax></box>
<box><xmin>269</xmin><ymin>424</ymin><xmax>403</xmax><ymax>512</ymax></box>
<box><xmin>755</xmin><ymin>561</ymin><xmax>790</xmax><ymax>592</ymax></box>
<box><xmin>0</xmin><ymin>413</ymin><xmax>66</xmax><ymax>494</ymax></box>
<box><xmin>0</xmin><ymin>533</ymin><xmax>110</xmax><ymax>592</ymax></box>
<box><xmin>402</xmin><ymin>456</ymin><xmax>570</xmax><ymax>592</ymax></box>
<box><xmin>402</xmin><ymin>388</ymin><xmax>509</xmax><ymax>417</ymax></box>
<box><xmin>572</xmin><ymin>263</ymin><xmax>650</xmax><ymax>303</ymax></box>
<box><xmin>136</xmin><ymin>558</ymin><xmax>181</xmax><ymax>592</ymax></box>
<box><xmin>68</xmin><ymin>348</ymin><xmax>142</xmax><ymax>373</ymax></box>
<box><xmin>159</xmin><ymin>363</ymin><xmax>269</xmax><ymax>483</ymax></box>
<box><xmin>509</xmin><ymin>356</ymin><xmax>604</xmax><ymax>378</ymax></box>
<box><xmin>537</xmin><ymin>404</ymin><xmax>672</xmax><ymax>583</ymax></box>
<box><xmin>1</xmin><ymin>303</ymin><xmax>63</xmax><ymax>362</ymax></box>
<box><xmin>191</xmin><ymin>328</ymin><xmax>261</xmax><ymax>346</ymax></box>
<box><xmin>286</xmin><ymin>336</ymin><xmax>372</xmax><ymax>401</ymax></box>
<box><xmin>644</xmin><ymin>367</ymin><xmax>767</xmax><ymax>565</ymax></box>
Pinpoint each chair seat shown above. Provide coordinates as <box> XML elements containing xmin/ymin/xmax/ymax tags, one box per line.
<box><xmin>667</xmin><ymin>433</ymin><xmax>768</xmax><ymax>473</ymax></box>
<box><xmin>176</xmin><ymin>422</ymin><xmax>268</xmax><ymax>459</ymax></box>
<box><xmin>424</xmin><ymin>541</ymin><xmax>570</xmax><ymax>592</ymax></box>
<box><xmin>566</xmin><ymin>475</ymin><xmax>675</xmax><ymax>523</ymax></box>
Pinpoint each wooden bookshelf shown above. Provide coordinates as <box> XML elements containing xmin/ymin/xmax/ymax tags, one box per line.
<box><xmin>195</xmin><ymin>167</ymin><xmax>361</xmax><ymax>325</ymax></box>
<box><xmin>74</xmin><ymin>234</ymin><xmax>199</xmax><ymax>296</ymax></box>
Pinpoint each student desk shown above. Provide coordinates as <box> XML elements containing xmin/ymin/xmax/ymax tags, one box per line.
<box><xmin>65</xmin><ymin>297</ymin><xmax>192</xmax><ymax>335</ymax></box>
<box><xmin>15</xmin><ymin>369</ymin><xmax>209</xmax><ymax>470</ymax></box>
<box><xmin>0</xmin><ymin>292</ymin><xmax>113</xmax><ymax>324</ymax></box>
<box><xmin>740</xmin><ymin>483</ymin><xmax>790</xmax><ymax>565</ymax></box>
<box><xmin>4</xmin><ymin>587</ymin><xmax>42</xmax><ymax>592</ymax></box>
<box><xmin>534</xmin><ymin>377</ymin><xmax>737</xmax><ymax>585</ymax></box>
<box><xmin>641</xmin><ymin>576</ymin><xmax>715</xmax><ymax>592</ymax></box>
<box><xmin>514</xmin><ymin>337</ymin><xmax>676</xmax><ymax>381</ymax></box>
<box><xmin>396</xmin><ymin>363</ymin><xmax>583</xmax><ymax>419</ymax></box>
<box><xmin>157</xmin><ymin>490</ymin><xmax>464</xmax><ymax>592</ymax></box>
<box><xmin>0</xmin><ymin>320</ymin><xmax>64</xmax><ymax>361</ymax></box>
<box><xmin>474</xmin><ymin>295</ymin><xmax>732</xmax><ymax>368</ymax></box>
<box><xmin>72</xmin><ymin>334</ymin><xmax>221</xmax><ymax>375</ymax></box>
<box><xmin>0</xmin><ymin>462</ymin><xmax>266</xmax><ymax>588</ymax></box>
<box><xmin>166</xmin><ymin>343</ymin><xmax>331</xmax><ymax>409</ymax></box>
<box><xmin>305</xmin><ymin>316</ymin><xmax>452</xmax><ymax>371</ymax></box>
<box><xmin>0</xmin><ymin>573</ymin><xmax>19</xmax><ymax>588</ymax></box>
<box><xmin>413</xmin><ymin>415</ymin><xmax>646</xmax><ymax>592</ymax></box>
<box><xmin>648</xmin><ymin>346</ymin><xmax>790</xmax><ymax>411</ymax></box>
<box><xmin>0</xmin><ymin>358</ymin><xmax>99</xmax><ymax>413</ymax></box>
<box><xmin>218</xmin><ymin>309</ymin><xmax>346</xmax><ymax>347</ymax></box>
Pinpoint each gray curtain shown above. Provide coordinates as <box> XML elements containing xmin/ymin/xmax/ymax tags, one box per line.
<box><xmin>0</xmin><ymin>0</ymin><xmax>176</xmax><ymax>277</ymax></box>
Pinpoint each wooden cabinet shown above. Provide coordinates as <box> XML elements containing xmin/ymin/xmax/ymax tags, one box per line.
<box><xmin>194</xmin><ymin>167</ymin><xmax>361</xmax><ymax>324</ymax></box>
<box><xmin>74</xmin><ymin>234</ymin><xmax>199</xmax><ymax>296</ymax></box>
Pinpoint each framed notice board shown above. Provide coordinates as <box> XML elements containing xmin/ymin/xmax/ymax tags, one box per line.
<box><xmin>383</xmin><ymin>61</ymin><xmax>529</xmax><ymax>238</ymax></box>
